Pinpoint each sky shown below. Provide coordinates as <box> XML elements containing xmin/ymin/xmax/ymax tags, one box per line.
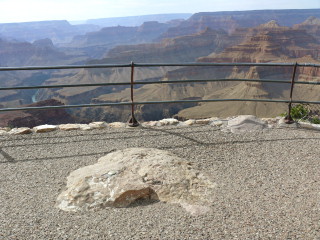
<box><xmin>0</xmin><ymin>0</ymin><xmax>319</xmax><ymax>24</ymax></box>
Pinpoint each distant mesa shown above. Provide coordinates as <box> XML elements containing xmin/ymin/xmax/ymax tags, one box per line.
<box><xmin>300</xmin><ymin>16</ymin><xmax>320</xmax><ymax>25</ymax></box>
<box><xmin>257</xmin><ymin>20</ymin><xmax>283</xmax><ymax>29</ymax></box>
<box><xmin>32</xmin><ymin>38</ymin><xmax>55</xmax><ymax>48</ymax></box>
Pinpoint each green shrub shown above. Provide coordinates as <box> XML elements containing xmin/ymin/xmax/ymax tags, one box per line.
<box><xmin>310</xmin><ymin>116</ymin><xmax>320</xmax><ymax>124</ymax></box>
<box><xmin>283</xmin><ymin>104</ymin><xmax>320</xmax><ymax>124</ymax></box>
<box><xmin>290</xmin><ymin>104</ymin><xmax>309</xmax><ymax>120</ymax></box>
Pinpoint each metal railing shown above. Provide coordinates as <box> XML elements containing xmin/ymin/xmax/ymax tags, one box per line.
<box><xmin>0</xmin><ymin>61</ymin><xmax>320</xmax><ymax>126</ymax></box>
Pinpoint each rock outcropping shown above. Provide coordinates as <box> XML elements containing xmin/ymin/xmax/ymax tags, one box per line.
<box><xmin>56</xmin><ymin>148</ymin><xmax>216</xmax><ymax>215</ymax></box>
<box><xmin>0</xmin><ymin>99</ymin><xmax>75</xmax><ymax>128</ymax></box>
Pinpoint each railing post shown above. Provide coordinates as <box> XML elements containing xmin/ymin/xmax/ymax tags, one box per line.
<box><xmin>127</xmin><ymin>61</ymin><xmax>139</xmax><ymax>127</ymax></box>
<box><xmin>285</xmin><ymin>62</ymin><xmax>298</xmax><ymax>124</ymax></box>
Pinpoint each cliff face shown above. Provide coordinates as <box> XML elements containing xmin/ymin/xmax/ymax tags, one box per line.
<box><xmin>34</xmin><ymin>18</ymin><xmax>320</xmax><ymax>121</ymax></box>
<box><xmin>0</xmin><ymin>37</ymin><xmax>89</xmax><ymax>110</ymax></box>
<box><xmin>0</xmin><ymin>38</ymin><xmax>87</xmax><ymax>66</ymax></box>
<box><xmin>158</xmin><ymin>9</ymin><xmax>320</xmax><ymax>40</ymax></box>
<box><xmin>102</xmin><ymin>28</ymin><xmax>230</xmax><ymax>63</ymax></box>
<box><xmin>36</xmin><ymin>27</ymin><xmax>235</xmax><ymax>118</ymax></box>
<box><xmin>294</xmin><ymin>16</ymin><xmax>320</xmax><ymax>41</ymax></box>
<box><xmin>159</xmin><ymin>16</ymin><xmax>238</xmax><ymax>39</ymax></box>
<box><xmin>62</xmin><ymin>21</ymin><xmax>179</xmax><ymax>58</ymax></box>
<box><xmin>198</xmin><ymin>21</ymin><xmax>320</xmax><ymax>63</ymax></box>
<box><xmin>0</xmin><ymin>99</ymin><xmax>76</xmax><ymax>128</ymax></box>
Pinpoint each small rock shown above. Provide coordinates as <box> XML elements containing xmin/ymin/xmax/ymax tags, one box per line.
<box><xmin>158</xmin><ymin>118</ymin><xmax>179</xmax><ymax>126</ymax></box>
<box><xmin>78</xmin><ymin>124</ymin><xmax>92</xmax><ymax>131</ymax></box>
<box><xmin>59</xmin><ymin>124</ymin><xmax>81</xmax><ymax>131</ymax></box>
<box><xmin>89</xmin><ymin>122</ymin><xmax>107</xmax><ymax>129</ymax></box>
<box><xmin>0</xmin><ymin>130</ymin><xmax>8</xmax><ymax>135</ymax></box>
<box><xmin>33</xmin><ymin>124</ymin><xmax>57</xmax><ymax>133</ymax></box>
<box><xmin>211</xmin><ymin>120</ymin><xmax>225</xmax><ymax>127</ymax></box>
<box><xmin>184</xmin><ymin>119</ymin><xmax>196</xmax><ymax>126</ymax></box>
<box><xmin>224</xmin><ymin>115</ymin><xmax>268</xmax><ymax>133</ymax></box>
<box><xmin>9</xmin><ymin>127</ymin><xmax>32</xmax><ymax>135</ymax></box>
<box><xmin>178</xmin><ymin>119</ymin><xmax>196</xmax><ymax>127</ymax></box>
<box><xmin>142</xmin><ymin>121</ymin><xmax>158</xmax><ymax>127</ymax></box>
<box><xmin>108</xmin><ymin>122</ymin><xmax>126</xmax><ymax>128</ymax></box>
<box><xmin>195</xmin><ymin>118</ymin><xmax>212</xmax><ymax>125</ymax></box>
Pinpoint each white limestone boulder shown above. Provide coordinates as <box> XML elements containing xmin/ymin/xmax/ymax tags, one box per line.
<box><xmin>157</xmin><ymin>118</ymin><xmax>179</xmax><ymax>126</ymax></box>
<box><xmin>9</xmin><ymin>127</ymin><xmax>32</xmax><ymax>135</ymax></box>
<box><xmin>211</xmin><ymin>120</ymin><xmax>226</xmax><ymax>127</ymax></box>
<box><xmin>108</xmin><ymin>122</ymin><xmax>126</xmax><ymax>128</ymax></box>
<box><xmin>78</xmin><ymin>124</ymin><xmax>92</xmax><ymax>131</ymax></box>
<box><xmin>141</xmin><ymin>121</ymin><xmax>158</xmax><ymax>127</ymax></box>
<box><xmin>59</xmin><ymin>124</ymin><xmax>81</xmax><ymax>131</ymax></box>
<box><xmin>223</xmin><ymin>115</ymin><xmax>268</xmax><ymax>133</ymax></box>
<box><xmin>56</xmin><ymin>148</ymin><xmax>216</xmax><ymax>215</ymax></box>
<box><xmin>33</xmin><ymin>124</ymin><xmax>57</xmax><ymax>133</ymax></box>
<box><xmin>195</xmin><ymin>118</ymin><xmax>213</xmax><ymax>125</ymax></box>
<box><xmin>89</xmin><ymin>122</ymin><xmax>108</xmax><ymax>129</ymax></box>
<box><xmin>178</xmin><ymin>119</ymin><xmax>196</xmax><ymax>127</ymax></box>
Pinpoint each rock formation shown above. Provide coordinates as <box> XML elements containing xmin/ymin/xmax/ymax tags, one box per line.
<box><xmin>56</xmin><ymin>148</ymin><xmax>216</xmax><ymax>215</ymax></box>
<box><xmin>222</xmin><ymin>115</ymin><xmax>268</xmax><ymax>133</ymax></box>
<box><xmin>198</xmin><ymin>20</ymin><xmax>320</xmax><ymax>63</ymax></box>
<box><xmin>0</xmin><ymin>99</ymin><xmax>76</xmax><ymax>128</ymax></box>
<box><xmin>47</xmin><ymin>17</ymin><xmax>320</xmax><ymax>121</ymax></box>
<box><xmin>0</xmin><ymin>37</ymin><xmax>87</xmax><ymax>67</ymax></box>
<box><xmin>158</xmin><ymin>9</ymin><xmax>320</xmax><ymax>39</ymax></box>
<box><xmin>103</xmin><ymin>27</ymin><xmax>230</xmax><ymax>63</ymax></box>
<box><xmin>294</xmin><ymin>16</ymin><xmax>320</xmax><ymax>41</ymax></box>
<box><xmin>62</xmin><ymin>21</ymin><xmax>179</xmax><ymax>58</ymax></box>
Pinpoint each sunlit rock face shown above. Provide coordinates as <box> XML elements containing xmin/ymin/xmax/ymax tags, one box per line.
<box><xmin>56</xmin><ymin>148</ymin><xmax>216</xmax><ymax>215</ymax></box>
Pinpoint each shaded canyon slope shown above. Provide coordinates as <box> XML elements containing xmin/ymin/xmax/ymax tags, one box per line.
<box><xmin>0</xmin><ymin>99</ymin><xmax>76</xmax><ymax>128</ymax></box>
<box><xmin>0</xmin><ymin>37</ymin><xmax>89</xmax><ymax>109</ymax></box>
<box><xmin>91</xmin><ymin>20</ymin><xmax>320</xmax><ymax>120</ymax></box>
<box><xmin>35</xmin><ymin>27</ymin><xmax>242</xmax><ymax>122</ymax></box>
<box><xmin>61</xmin><ymin>21</ymin><xmax>184</xmax><ymax>59</ymax></box>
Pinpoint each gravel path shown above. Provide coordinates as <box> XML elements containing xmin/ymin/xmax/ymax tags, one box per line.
<box><xmin>0</xmin><ymin>125</ymin><xmax>319</xmax><ymax>239</ymax></box>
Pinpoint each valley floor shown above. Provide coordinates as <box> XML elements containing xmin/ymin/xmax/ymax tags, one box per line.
<box><xmin>0</xmin><ymin>125</ymin><xmax>319</xmax><ymax>239</ymax></box>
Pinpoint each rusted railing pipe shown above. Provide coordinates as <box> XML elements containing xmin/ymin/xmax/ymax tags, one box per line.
<box><xmin>285</xmin><ymin>62</ymin><xmax>298</xmax><ymax>124</ymax></box>
<box><xmin>128</xmin><ymin>61</ymin><xmax>139</xmax><ymax>127</ymax></box>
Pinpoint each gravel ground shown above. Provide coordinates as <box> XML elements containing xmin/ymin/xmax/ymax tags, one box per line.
<box><xmin>0</xmin><ymin>125</ymin><xmax>319</xmax><ymax>239</ymax></box>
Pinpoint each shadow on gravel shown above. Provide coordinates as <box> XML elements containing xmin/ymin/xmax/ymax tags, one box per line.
<box><xmin>0</xmin><ymin>127</ymin><xmax>212</xmax><ymax>148</ymax></box>
<box><xmin>0</xmin><ymin>150</ymin><xmax>115</xmax><ymax>164</ymax></box>
<box><xmin>1</xmin><ymin>126</ymin><xmax>319</xmax><ymax>164</ymax></box>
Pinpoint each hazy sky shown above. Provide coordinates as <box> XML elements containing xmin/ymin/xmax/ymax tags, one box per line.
<box><xmin>0</xmin><ymin>0</ymin><xmax>319</xmax><ymax>23</ymax></box>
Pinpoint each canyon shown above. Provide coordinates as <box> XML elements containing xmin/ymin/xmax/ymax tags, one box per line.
<box><xmin>0</xmin><ymin>9</ymin><xmax>319</xmax><ymax>124</ymax></box>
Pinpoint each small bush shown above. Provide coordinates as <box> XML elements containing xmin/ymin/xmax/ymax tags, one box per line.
<box><xmin>290</xmin><ymin>104</ymin><xmax>309</xmax><ymax>120</ymax></box>
<box><xmin>310</xmin><ymin>116</ymin><xmax>320</xmax><ymax>124</ymax></box>
<box><xmin>283</xmin><ymin>104</ymin><xmax>320</xmax><ymax>124</ymax></box>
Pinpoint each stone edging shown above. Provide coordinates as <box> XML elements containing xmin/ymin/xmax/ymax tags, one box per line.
<box><xmin>1</xmin><ymin>116</ymin><xmax>320</xmax><ymax>135</ymax></box>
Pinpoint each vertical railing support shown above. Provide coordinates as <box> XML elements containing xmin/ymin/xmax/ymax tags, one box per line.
<box><xmin>128</xmin><ymin>61</ymin><xmax>139</xmax><ymax>127</ymax></box>
<box><xmin>285</xmin><ymin>62</ymin><xmax>298</xmax><ymax>124</ymax></box>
